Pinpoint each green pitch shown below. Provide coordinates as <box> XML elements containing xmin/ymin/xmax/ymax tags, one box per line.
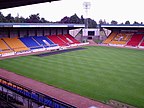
<box><xmin>0</xmin><ymin>46</ymin><xmax>144</xmax><ymax>108</ymax></box>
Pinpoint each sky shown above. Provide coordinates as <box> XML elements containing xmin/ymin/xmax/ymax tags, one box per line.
<box><xmin>0</xmin><ymin>0</ymin><xmax>144</xmax><ymax>24</ymax></box>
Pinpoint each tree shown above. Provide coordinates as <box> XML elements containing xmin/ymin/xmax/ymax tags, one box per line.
<box><xmin>26</xmin><ymin>13</ymin><xmax>41</xmax><ymax>23</ymax></box>
<box><xmin>120</xmin><ymin>22</ymin><xmax>124</xmax><ymax>25</ymax></box>
<box><xmin>60</xmin><ymin>16</ymin><xmax>70</xmax><ymax>23</ymax></box>
<box><xmin>133</xmin><ymin>21</ymin><xmax>139</xmax><ymax>25</ymax></box>
<box><xmin>99</xmin><ymin>19</ymin><xmax>107</xmax><ymax>25</ymax></box>
<box><xmin>125</xmin><ymin>20</ymin><xmax>130</xmax><ymax>25</ymax></box>
<box><xmin>40</xmin><ymin>18</ymin><xmax>49</xmax><ymax>23</ymax></box>
<box><xmin>69</xmin><ymin>14</ymin><xmax>81</xmax><ymax>24</ymax></box>
<box><xmin>111</xmin><ymin>20</ymin><xmax>118</xmax><ymax>25</ymax></box>
<box><xmin>80</xmin><ymin>15</ymin><xmax>85</xmax><ymax>24</ymax></box>
<box><xmin>0</xmin><ymin>12</ymin><xmax>6</xmax><ymax>22</ymax></box>
<box><xmin>14</xmin><ymin>14</ymin><xmax>22</xmax><ymax>23</ymax></box>
<box><xmin>87</xmin><ymin>18</ymin><xmax>97</xmax><ymax>28</ymax></box>
<box><xmin>5</xmin><ymin>14</ymin><xmax>14</xmax><ymax>22</ymax></box>
<box><xmin>0</xmin><ymin>12</ymin><xmax>50</xmax><ymax>23</ymax></box>
<box><xmin>18</xmin><ymin>17</ymin><xmax>26</xmax><ymax>23</ymax></box>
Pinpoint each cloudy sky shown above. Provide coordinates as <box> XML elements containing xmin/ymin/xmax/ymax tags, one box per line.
<box><xmin>1</xmin><ymin>0</ymin><xmax>144</xmax><ymax>24</ymax></box>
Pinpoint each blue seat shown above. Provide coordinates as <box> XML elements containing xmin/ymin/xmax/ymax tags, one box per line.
<box><xmin>31</xmin><ymin>93</ymin><xmax>38</xmax><ymax>101</ymax></box>
<box><xmin>19</xmin><ymin>37</ymin><xmax>43</xmax><ymax>49</ymax></box>
<box><xmin>33</xmin><ymin>36</ymin><xmax>57</xmax><ymax>48</ymax></box>
<box><xmin>44</xmin><ymin>98</ymin><xmax>53</xmax><ymax>106</ymax></box>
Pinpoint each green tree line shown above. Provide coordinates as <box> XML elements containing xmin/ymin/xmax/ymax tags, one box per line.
<box><xmin>0</xmin><ymin>12</ymin><xmax>143</xmax><ymax>28</ymax></box>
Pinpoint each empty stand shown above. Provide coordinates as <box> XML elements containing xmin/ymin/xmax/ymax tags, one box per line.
<box><xmin>2</xmin><ymin>37</ymin><xmax>29</xmax><ymax>52</ymax></box>
<box><xmin>103</xmin><ymin>32</ymin><xmax>117</xmax><ymax>44</ymax></box>
<box><xmin>110</xmin><ymin>40</ymin><xmax>127</xmax><ymax>45</ymax></box>
<box><xmin>139</xmin><ymin>37</ymin><xmax>144</xmax><ymax>46</ymax></box>
<box><xmin>64</xmin><ymin>34</ymin><xmax>80</xmax><ymax>44</ymax></box>
<box><xmin>126</xmin><ymin>34</ymin><xmax>143</xmax><ymax>47</ymax></box>
<box><xmin>122</xmin><ymin>33</ymin><xmax>132</xmax><ymax>41</ymax></box>
<box><xmin>57</xmin><ymin>34</ymin><xmax>73</xmax><ymax>45</ymax></box>
<box><xmin>0</xmin><ymin>39</ymin><xmax>13</xmax><ymax>55</ymax></box>
<box><xmin>0</xmin><ymin>78</ymin><xmax>76</xmax><ymax>108</ymax></box>
<box><xmin>32</xmin><ymin>36</ymin><xmax>57</xmax><ymax>48</ymax></box>
<box><xmin>110</xmin><ymin>33</ymin><xmax>132</xmax><ymax>46</ymax></box>
<box><xmin>47</xmin><ymin>35</ymin><xmax>68</xmax><ymax>46</ymax></box>
<box><xmin>19</xmin><ymin>37</ymin><xmax>43</xmax><ymax>50</ymax></box>
<box><xmin>0</xmin><ymin>39</ymin><xmax>10</xmax><ymax>51</ymax></box>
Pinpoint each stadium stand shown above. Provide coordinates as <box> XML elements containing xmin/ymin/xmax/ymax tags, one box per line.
<box><xmin>57</xmin><ymin>34</ymin><xmax>73</xmax><ymax>45</ymax></box>
<box><xmin>0</xmin><ymin>34</ymin><xmax>82</xmax><ymax>57</ymax></box>
<box><xmin>64</xmin><ymin>34</ymin><xmax>80</xmax><ymax>44</ymax></box>
<box><xmin>126</xmin><ymin>34</ymin><xmax>143</xmax><ymax>47</ymax></box>
<box><xmin>47</xmin><ymin>35</ymin><xmax>68</xmax><ymax>46</ymax></box>
<box><xmin>2</xmin><ymin>37</ymin><xmax>29</xmax><ymax>52</ymax></box>
<box><xmin>104</xmin><ymin>31</ymin><xmax>144</xmax><ymax>47</ymax></box>
<box><xmin>19</xmin><ymin>37</ymin><xmax>44</xmax><ymax>50</ymax></box>
<box><xmin>122</xmin><ymin>33</ymin><xmax>132</xmax><ymax>41</ymax></box>
<box><xmin>139</xmin><ymin>38</ymin><xmax>144</xmax><ymax>46</ymax></box>
<box><xmin>0</xmin><ymin>91</ymin><xmax>24</xmax><ymax>108</ymax></box>
<box><xmin>0</xmin><ymin>39</ymin><xmax>10</xmax><ymax>50</ymax></box>
<box><xmin>0</xmin><ymin>39</ymin><xmax>13</xmax><ymax>55</ymax></box>
<box><xmin>103</xmin><ymin>32</ymin><xmax>117</xmax><ymax>44</ymax></box>
<box><xmin>109</xmin><ymin>33</ymin><xmax>132</xmax><ymax>46</ymax></box>
<box><xmin>0</xmin><ymin>78</ymin><xmax>76</xmax><ymax>108</ymax></box>
<box><xmin>32</xmin><ymin>36</ymin><xmax>58</xmax><ymax>48</ymax></box>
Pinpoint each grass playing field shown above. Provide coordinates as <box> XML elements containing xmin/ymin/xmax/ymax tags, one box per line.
<box><xmin>0</xmin><ymin>46</ymin><xmax>144</xmax><ymax>108</ymax></box>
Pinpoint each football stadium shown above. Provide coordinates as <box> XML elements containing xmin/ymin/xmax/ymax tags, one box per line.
<box><xmin>0</xmin><ymin>0</ymin><xmax>144</xmax><ymax>108</ymax></box>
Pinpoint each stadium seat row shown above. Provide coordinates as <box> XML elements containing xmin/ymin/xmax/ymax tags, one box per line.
<box><xmin>0</xmin><ymin>34</ymin><xmax>80</xmax><ymax>56</ymax></box>
<box><xmin>0</xmin><ymin>78</ymin><xmax>75</xmax><ymax>108</ymax></box>
<box><xmin>103</xmin><ymin>32</ymin><xmax>144</xmax><ymax>47</ymax></box>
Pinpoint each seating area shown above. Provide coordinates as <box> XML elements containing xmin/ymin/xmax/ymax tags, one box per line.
<box><xmin>19</xmin><ymin>37</ymin><xmax>44</xmax><ymax>50</ymax></box>
<box><xmin>126</xmin><ymin>34</ymin><xmax>144</xmax><ymax>47</ymax></box>
<box><xmin>0</xmin><ymin>39</ymin><xmax>13</xmax><ymax>55</ymax></box>
<box><xmin>0</xmin><ymin>34</ymin><xmax>82</xmax><ymax>57</ymax></box>
<box><xmin>47</xmin><ymin>34</ymin><xmax>81</xmax><ymax>47</ymax></box>
<box><xmin>110</xmin><ymin>33</ymin><xmax>132</xmax><ymax>46</ymax></box>
<box><xmin>57</xmin><ymin>34</ymin><xmax>73</xmax><ymax>45</ymax></box>
<box><xmin>32</xmin><ymin>36</ymin><xmax>57</xmax><ymax>47</ymax></box>
<box><xmin>2</xmin><ymin>37</ymin><xmax>29</xmax><ymax>52</ymax></box>
<box><xmin>0</xmin><ymin>91</ymin><xmax>24</xmax><ymax>108</ymax></box>
<box><xmin>140</xmin><ymin>39</ymin><xmax>144</xmax><ymax>46</ymax></box>
<box><xmin>0</xmin><ymin>78</ymin><xmax>75</xmax><ymax>108</ymax></box>
<box><xmin>65</xmin><ymin>34</ymin><xmax>80</xmax><ymax>44</ymax></box>
<box><xmin>103</xmin><ymin>32</ymin><xmax>117</xmax><ymax>44</ymax></box>
<box><xmin>103</xmin><ymin>31</ymin><xmax>144</xmax><ymax>48</ymax></box>
<box><xmin>47</xmin><ymin>35</ymin><xmax>68</xmax><ymax>46</ymax></box>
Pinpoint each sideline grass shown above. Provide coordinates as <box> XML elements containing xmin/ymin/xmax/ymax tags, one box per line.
<box><xmin>0</xmin><ymin>46</ymin><xmax>144</xmax><ymax>108</ymax></box>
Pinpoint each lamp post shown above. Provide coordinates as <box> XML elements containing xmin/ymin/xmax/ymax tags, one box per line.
<box><xmin>83</xmin><ymin>2</ymin><xmax>91</xmax><ymax>28</ymax></box>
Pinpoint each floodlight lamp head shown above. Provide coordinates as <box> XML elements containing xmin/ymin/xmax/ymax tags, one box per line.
<box><xmin>83</xmin><ymin>2</ymin><xmax>91</xmax><ymax>9</ymax></box>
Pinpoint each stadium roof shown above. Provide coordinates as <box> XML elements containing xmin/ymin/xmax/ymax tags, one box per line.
<box><xmin>0</xmin><ymin>23</ymin><xmax>85</xmax><ymax>28</ymax></box>
<box><xmin>101</xmin><ymin>24</ymin><xmax>144</xmax><ymax>30</ymax></box>
<box><xmin>0</xmin><ymin>0</ymin><xmax>59</xmax><ymax>9</ymax></box>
